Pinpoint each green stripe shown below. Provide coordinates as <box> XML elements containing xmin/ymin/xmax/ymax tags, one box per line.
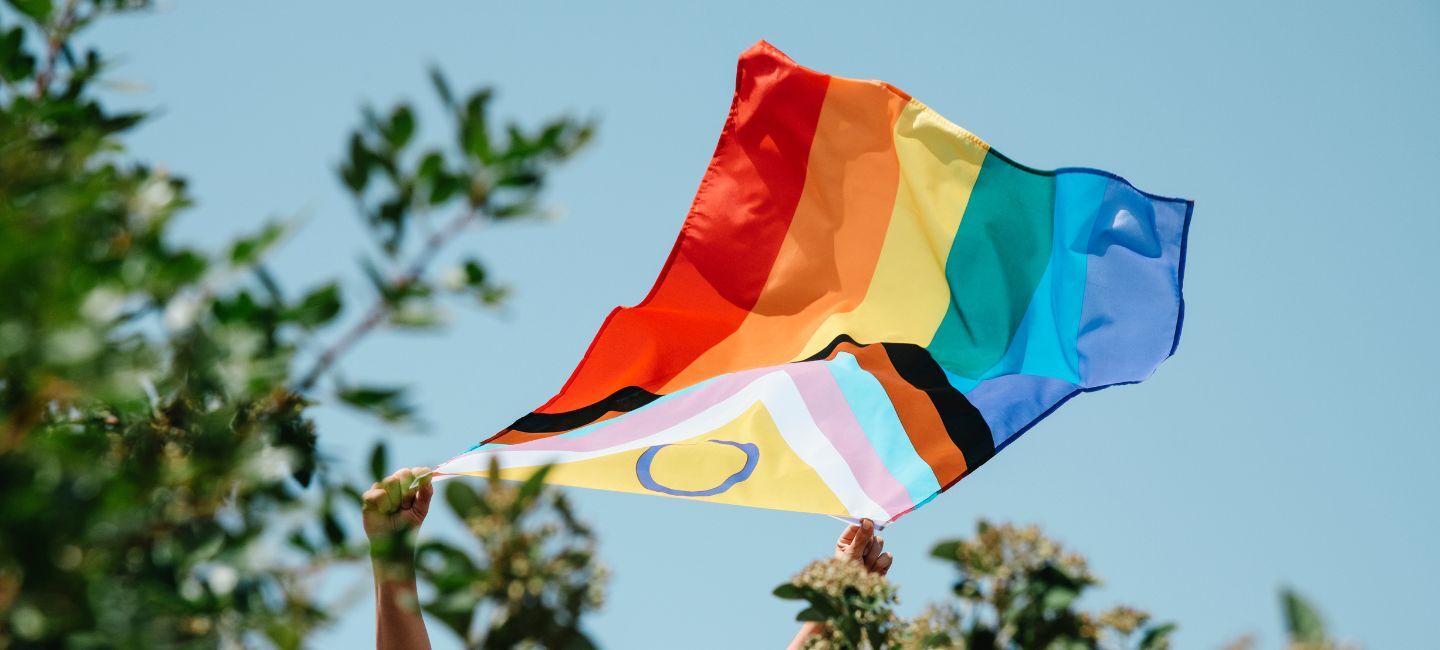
<box><xmin>926</xmin><ymin>152</ymin><xmax>1055</xmax><ymax>378</ymax></box>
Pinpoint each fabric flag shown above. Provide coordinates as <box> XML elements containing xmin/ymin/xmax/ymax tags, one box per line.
<box><xmin>436</xmin><ymin>41</ymin><xmax>1192</xmax><ymax>524</ymax></box>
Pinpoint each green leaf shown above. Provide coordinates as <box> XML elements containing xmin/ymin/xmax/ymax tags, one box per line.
<box><xmin>322</xmin><ymin>509</ymin><xmax>346</xmax><ymax>546</ymax></box>
<box><xmin>417</xmin><ymin>151</ymin><xmax>444</xmax><ymax>184</ymax></box>
<box><xmin>796</xmin><ymin>606</ymin><xmax>829</xmax><ymax>623</ymax></box>
<box><xmin>428</xmin><ymin>65</ymin><xmax>455</xmax><ymax>109</ymax></box>
<box><xmin>510</xmin><ymin>464</ymin><xmax>552</xmax><ymax>517</ymax></box>
<box><xmin>1138</xmin><ymin>622</ymin><xmax>1177</xmax><ymax>650</ymax></box>
<box><xmin>422</xmin><ymin>589</ymin><xmax>478</xmax><ymax>642</ymax></box>
<box><xmin>228</xmin><ymin>221</ymin><xmax>288</xmax><ymax>268</ymax></box>
<box><xmin>459</xmin><ymin>90</ymin><xmax>492</xmax><ymax>160</ymax></box>
<box><xmin>337</xmin><ymin>385</ymin><xmax>413</xmax><ymax>423</ymax></box>
<box><xmin>772</xmin><ymin>583</ymin><xmax>804</xmax><ymax>600</ymax></box>
<box><xmin>0</xmin><ymin>26</ymin><xmax>37</xmax><ymax>83</ymax></box>
<box><xmin>369</xmin><ymin>442</ymin><xmax>388</xmax><ymax>484</ymax></box>
<box><xmin>931</xmin><ymin>540</ymin><xmax>961</xmax><ymax>561</ymax></box>
<box><xmin>459</xmin><ymin>259</ymin><xmax>486</xmax><ymax>287</ymax></box>
<box><xmin>1281</xmin><ymin>587</ymin><xmax>1329</xmax><ymax>644</ymax></box>
<box><xmin>11</xmin><ymin>0</ymin><xmax>53</xmax><ymax>21</ymax></box>
<box><xmin>443</xmin><ymin>481</ymin><xmax>482</xmax><ymax>518</ymax></box>
<box><xmin>341</xmin><ymin>133</ymin><xmax>374</xmax><ymax>193</ymax></box>
<box><xmin>386</xmin><ymin>104</ymin><xmax>415</xmax><ymax>149</ymax></box>
<box><xmin>287</xmin><ymin>282</ymin><xmax>342</xmax><ymax>328</ymax></box>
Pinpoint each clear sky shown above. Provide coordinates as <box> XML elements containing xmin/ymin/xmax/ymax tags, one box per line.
<box><xmin>93</xmin><ymin>1</ymin><xmax>1438</xmax><ymax>647</ymax></box>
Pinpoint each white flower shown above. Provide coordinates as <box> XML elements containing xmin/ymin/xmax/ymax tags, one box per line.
<box><xmin>131</xmin><ymin>173</ymin><xmax>176</xmax><ymax>226</ymax></box>
<box><xmin>439</xmin><ymin>265</ymin><xmax>468</xmax><ymax>291</ymax></box>
<box><xmin>205</xmin><ymin>565</ymin><xmax>238</xmax><ymax>596</ymax></box>
<box><xmin>163</xmin><ymin>291</ymin><xmax>203</xmax><ymax>331</ymax></box>
<box><xmin>81</xmin><ymin>288</ymin><xmax>127</xmax><ymax>322</ymax></box>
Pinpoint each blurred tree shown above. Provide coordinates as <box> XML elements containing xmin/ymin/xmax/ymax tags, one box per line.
<box><xmin>0</xmin><ymin>1</ymin><xmax>600</xmax><ymax>648</ymax></box>
<box><xmin>916</xmin><ymin>520</ymin><xmax>1174</xmax><ymax>650</ymax></box>
<box><xmin>778</xmin><ymin>521</ymin><xmax>1174</xmax><ymax>650</ymax></box>
<box><xmin>778</xmin><ymin>521</ymin><xmax>1364</xmax><ymax>650</ymax></box>
<box><xmin>1221</xmin><ymin>589</ymin><xmax>1358</xmax><ymax>650</ymax></box>
<box><xmin>775</xmin><ymin>557</ymin><xmax>904</xmax><ymax>649</ymax></box>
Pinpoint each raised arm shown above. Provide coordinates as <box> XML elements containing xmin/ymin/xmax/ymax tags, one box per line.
<box><xmin>363</xmin><ymin>467</ymin><xmax>435</xmax><ymax>650</ymax></box>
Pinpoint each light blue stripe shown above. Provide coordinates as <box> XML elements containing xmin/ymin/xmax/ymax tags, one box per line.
<box><xmin>823</xmin><ymin>352</ymin><xmax>942</xmax><ymax>503</ymax></box>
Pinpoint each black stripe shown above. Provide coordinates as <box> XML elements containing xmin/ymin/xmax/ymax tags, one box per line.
<box><xmin>881</xmin><ymin>343</ymin><xmax>995</xmax><ymax>468</ymax></box>
<box><xmin>506</xmin><ymin>334</ymin><xmax>995</xmax><ymax>466</ymax></box>
<box><xmin>800</xmin><ymin>333</ymin><xmax>863</xmax><ymax>362</ymax></box>
<box><xmin>508</xmin><ymin>385</ymin><xmax>660</xmax><ymax>433</ymax></box>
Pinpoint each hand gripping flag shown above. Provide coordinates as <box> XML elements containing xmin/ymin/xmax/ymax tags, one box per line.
<box><xmin>436</xmin><ymin>42</ymin><xmax>1192</xmax><ymax>524</ymax></box>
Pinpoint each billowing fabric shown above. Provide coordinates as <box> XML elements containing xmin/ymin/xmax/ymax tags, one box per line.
<box><xmin>436</xmin><ymin>41</ymin><xmax>1193</xmax><ymax>524</ymax></box>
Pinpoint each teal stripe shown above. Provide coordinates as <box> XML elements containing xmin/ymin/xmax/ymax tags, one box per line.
<box><xmin>823</xmin><ymin>352</ymin><xmax>942</xmax><ymax>503</ymax></box>
<box><xmin>957</xmin><ymin>172</ymin><xmax>1109</xmax><ymax>386</ymax></box>
<box><xmin>928</xmin><ymin>153</ymin><xmax>1056</xmax><ymax>378</ymax></box>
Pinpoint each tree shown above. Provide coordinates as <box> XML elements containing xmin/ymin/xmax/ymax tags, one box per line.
<box><xmin>916</xmin><ymin>520</ymin><xmax>1175</xmax><ymax>650</ymax></box>
<box><xmin>777</xmin><ymin>521</ymin><xmax>1367</xmax><ymax>650</ymax></box>
<box><xmin>0</xmin><ymin>1</ymin><xmax>601</xmax><ymax>647</ymax></box>
<box><xmin>776</xmin><ymin>520</ymin><xmax>1174</xmax><ymax>650</ymax></box>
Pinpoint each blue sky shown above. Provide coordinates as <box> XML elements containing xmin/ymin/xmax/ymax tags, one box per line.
<box><xmin>94</xmin><ymin>1</ymin><xmax>1438</xmax><ymax>647</ymax></box>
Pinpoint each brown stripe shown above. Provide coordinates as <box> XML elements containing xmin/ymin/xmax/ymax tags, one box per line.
<box><xmin>816</xmin><ymin>339</ymin><xmax>968</xmax><ymax>486</ymax></box>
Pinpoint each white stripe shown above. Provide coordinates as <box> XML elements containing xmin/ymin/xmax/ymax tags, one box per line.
<box><xmin>438</xmin><ymin>370</ymin><xmax>890</xmax><ymax>520</ymax></box>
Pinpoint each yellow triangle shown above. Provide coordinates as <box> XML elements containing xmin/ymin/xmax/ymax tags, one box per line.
<box><xmin>492</xmin><ymin>401</ymin><xmax>848</xmax><ymax>516</ymax></box>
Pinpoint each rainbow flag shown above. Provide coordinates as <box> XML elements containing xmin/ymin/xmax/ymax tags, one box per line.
<box><xmin>437</xmin><ymin>42</ymin><xmax>1192</xmax><ymax>524</ymax></box>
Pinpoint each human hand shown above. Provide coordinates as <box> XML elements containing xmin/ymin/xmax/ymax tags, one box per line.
<box><xmin>362</xmin><ymin>466</ymin><xmax>434</xmax><ymax>543</ymax></box>
<box><xmin>833</xmin><ymin>518</ymin><xmax>893</xmax><ymax>576</ymax></box>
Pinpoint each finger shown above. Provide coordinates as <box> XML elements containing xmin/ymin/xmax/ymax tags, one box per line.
<box><xmin>873</xmin><ymin>552</ymin><xmax>893</xmax><ymax>576</ymax></box>
<box><xmin>412</xmin><ymin>468</ymin><xmax>434</xmax><ymax>517</ymax></box>
<box><xmin>834</xmin><ymin>524</ymin><xmax>859</xmax><ymax>557</ymax></box>
<box><xmin>361</xmin><ymin>487</ymin><xmax>387</xmax><ymax>512</ymax></box>
<box><xmin>865</xmin><ymin>536</ymin><xmax>885</xmax><ymax>567</ymax></box>
<box><xmin>415</xmin><ymin>481</ymin><xmax>434</xmax><ymax>518</ymax></box>
<box><xmin>844</xmin><ymin>519</ymin><xmax>875</xmax><ymax>561</ymax></box>
<box><xmin>394</xmin><ymin>469</ymin><xmax>417</xmax><ymax>509</ymax></box>
<box><xmin>383</xmin><ymin>474</ymin><xmax>403</xmax><ymax>513</ymax></box>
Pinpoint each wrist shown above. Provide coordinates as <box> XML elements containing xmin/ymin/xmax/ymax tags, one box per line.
<box><xmin>371</xmin><ymin>556</ymin><xmax>417</xmax><ymax>588</ymax></box>
<box><xmin>370</xmin><ymin>533</ymin><xmax>419</xmax><ymax>583</ymax></box>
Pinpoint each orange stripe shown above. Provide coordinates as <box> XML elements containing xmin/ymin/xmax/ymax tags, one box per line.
<box><xmin>660</xmin><ymin>77</ymin><xmax>909</xmax><ymax>392</ymax></box>
<box><xmin>526</xmin><ymin>43</ymin><xmax>831</xmax><ymax>416</ymax></box>
<box><xmin>840</xmin><ymin>343</ymin><xmax>968</xmax><ymax>486</ymax></box>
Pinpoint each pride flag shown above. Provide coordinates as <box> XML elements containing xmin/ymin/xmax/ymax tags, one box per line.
<box><xmin>437</xmin><ymin>42</ymin><xmax>1192</xmax><ymax>524</ymax></box>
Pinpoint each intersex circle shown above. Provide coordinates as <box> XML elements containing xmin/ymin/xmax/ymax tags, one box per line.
<box><xmin>634</xmin><ymin>440</ymin><xmax>759</xmax><ymax>497</ymax></box>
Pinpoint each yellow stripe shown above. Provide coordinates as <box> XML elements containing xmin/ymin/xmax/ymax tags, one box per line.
<box><xmin>797</xmin><ymin>101</ymin><xmax>990</xmax><ymax>357</ymax></box>
<box><xmin>485</xmin><ymin>402</ymin><xmax>849</xmax><ymax>516</ymax></box>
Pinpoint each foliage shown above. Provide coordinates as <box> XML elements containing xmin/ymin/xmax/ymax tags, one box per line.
<box><xmin>416</xmin><ymin>460</ymin><xmax>605</xmax><ymax>649</ymax></box>
<box><xmin>777</xmin><ymin>521</ymin><xmax>1173</xmax><ymax>650</ymax></box>
<box><xmin>1220</xmin><ymin>588</ymin><xmax>1358</xmax><ymax>650</ymax></box>
<box><xmin>0</xmin><ymin>1</ymin><xmax>599</xmax><ymax>647</ymax></box>
<box><xmin>777</xmin><ymin>521</ymin><xmax>1369</xmax><ymax>650</ymax></box>
<box><xmin>774</xmin><ymin>558</ymin><xmax>903</xmax><ymax>649</ymax></box>
<box><xmin>920</xmin><ymin>520</ymin><xmax>1174</xmax><ymax>650</ymax></box>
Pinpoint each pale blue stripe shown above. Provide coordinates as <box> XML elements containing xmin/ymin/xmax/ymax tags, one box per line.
<box><xmin>823</xmin><ymin>352</ymin><xmax>942</xmax><ymax>503</ymax></box>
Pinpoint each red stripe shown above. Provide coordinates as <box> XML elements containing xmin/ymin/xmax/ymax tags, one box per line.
<box><xmin>534</xmin><ymin>42</ymin><xmax>830</xmax><ymax>414</ymax></box>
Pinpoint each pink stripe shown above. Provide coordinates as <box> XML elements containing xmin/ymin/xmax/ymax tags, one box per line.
<box><xmin>464</xmin><ymin>365</ymin><xmax>778</xmax><ymax>454</ymax></box>
<box><xmin>455</xmin><ymin>359</ymin><xmax>913</xmax><ymax>516</ymax></box>
<box><xmin>782</xmin><ymin>364</ymin><xmax>914</xmax><ymax>515</ymax></box>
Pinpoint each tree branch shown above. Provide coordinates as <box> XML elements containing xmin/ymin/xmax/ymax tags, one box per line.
<box><xmin>33</xmin><ymin>0</ymin><xmax>80</xmax><ymax>99</ymax></box>
<box><xmin>293</xmin><ymin>206</ymin><xmax>481</xmax><ymax>393</ymax></box>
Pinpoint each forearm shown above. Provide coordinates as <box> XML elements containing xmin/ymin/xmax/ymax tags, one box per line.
<box><xmin>788</xmin><ymin>622</ymin><xmax>825</xmax><ymax>649</ymax></box>
<box><xmin>374</xmin><ymin>559</ymin><xmax>431</xmax><ymax>650</ymax></box>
